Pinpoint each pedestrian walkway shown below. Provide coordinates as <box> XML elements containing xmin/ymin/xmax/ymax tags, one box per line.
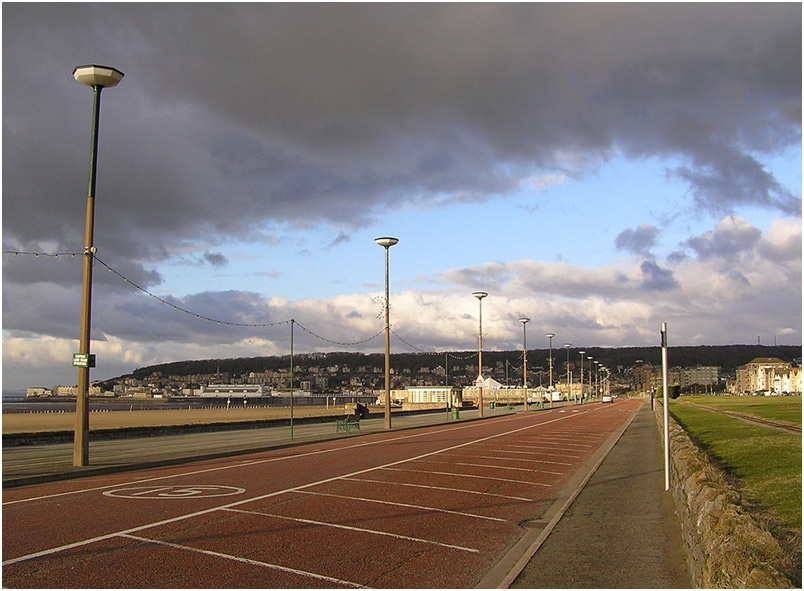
<box><xmin>510</xmin><ymin>401</ymin><xmax>692</xmax><ymax>588</ymax></box>
<box><xmin>3</xmin><ymin>406</ymin><xmax>502</xmax><ymax>487</ymax></box>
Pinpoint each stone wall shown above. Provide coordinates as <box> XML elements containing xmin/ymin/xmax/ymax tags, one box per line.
<box><xmin>654</xmin><ymin>402</ymin><xmax>794</xmax><ymax>588</ymax></box>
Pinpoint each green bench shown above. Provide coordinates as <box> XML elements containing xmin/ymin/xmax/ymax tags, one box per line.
<box><xmin>336</xmin><ymin>414</ymin><xmax>361</xmax><ymax>434</ymax></box>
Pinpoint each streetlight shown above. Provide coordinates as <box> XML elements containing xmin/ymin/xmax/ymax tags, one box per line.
<box><xmin>519</xmin><ymin>317</ymin><xmax>530</xmax><ymax>409</ymax></box>
<box><xmin>473</xmin><ymin>291</ymin><xmax>488</xmax><ymax>418</ymax></box>
<box><xmin>578</xmin><ymin>350</ymin><xmax>586</xmax><ymax>404</ymax></box>
<box><xmin>375</xmin><ymin>236</ymin><xmax>398</xmax><ymax>430</ymax></box>
<box><xmin>594</xmin><ymin>361</ymin><xmax>600</xmax><ymax>399</ymax></box>
<box><xmin>546</xmin><ymin>333</ymin><xmax>555</xmax><ymax>407</ymax></box>
<box><xmin>72</xmin><ymin>64</ymin><xmax>124</xmax><ymax>467</ymax></box>
<box><xmin>564</xmin><ymin>343</ymin><xmax>572</xmax><ymax>402</ymax></box>
<box><xmin>587</xmin><ymin>356</ymin><xmax>594</xmax><ymax>400</ymax></box>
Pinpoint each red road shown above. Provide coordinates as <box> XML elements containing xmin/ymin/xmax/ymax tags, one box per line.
<box><xmin>3</xmin><ymin>399</ymin><xmax>641</xmax><ymax>588</ymax></box>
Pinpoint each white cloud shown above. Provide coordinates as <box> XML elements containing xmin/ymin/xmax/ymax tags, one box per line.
<box><xmin>526</xmin><ymin>173</ymin><xmax>567</xmax><ymax>191</ymax></box>
<box><xmin>759</xmin><ymin>218</ymin><xmax>802</xmax><ymax>262</ymax></box>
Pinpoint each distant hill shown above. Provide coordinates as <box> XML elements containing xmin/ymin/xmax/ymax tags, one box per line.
<box><xmin>121</xmin><ymin>344</ymin><xmax>801</xmax><ymax>381</ymax></box>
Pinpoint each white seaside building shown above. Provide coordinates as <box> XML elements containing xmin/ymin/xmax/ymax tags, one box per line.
<box><xmin>199</xmin><ymin>384</ymin><xmax>269</xmax><ymax>397</ymax></box>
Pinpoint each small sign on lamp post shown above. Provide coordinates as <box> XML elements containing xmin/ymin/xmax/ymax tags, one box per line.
<box><xmin>72</xmin><ymin>353</ymin><xmax>96</xmax><ymax>368</ymax></box>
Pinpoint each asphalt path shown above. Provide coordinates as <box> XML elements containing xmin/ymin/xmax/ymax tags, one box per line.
<box><xmin>3</xmin><ymin>400</ymin><xmax>641</xmax><ymax>588</ymax></box>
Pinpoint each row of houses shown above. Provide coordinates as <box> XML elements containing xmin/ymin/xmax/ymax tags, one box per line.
<box><xmin>733</xmin><ymin>357</ymin><xmax>802</xmax><ymax>395</ymax></box>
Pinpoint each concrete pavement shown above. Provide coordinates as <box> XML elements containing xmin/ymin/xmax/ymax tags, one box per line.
<box><xmin>510</xmin><ymin>401</ymin><xmax>691</xmax><ymax>588</ymax></box>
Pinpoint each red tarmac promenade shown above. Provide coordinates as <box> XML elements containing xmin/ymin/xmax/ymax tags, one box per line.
<box><xmin>3</xmin><ymin>399</ymin><xmax>642</xmax><ymax>588</ymax></box>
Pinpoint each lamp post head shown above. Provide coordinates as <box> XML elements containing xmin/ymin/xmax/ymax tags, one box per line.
<box><xmin>519</xmin><ymin>317</ymin><xmax>530</xmax><ymax>325</ymax></box>
<box><xmin>472</xmin><ymin>291</ymin><xmax>488</xmax><ymax>300</ymax></box>
<box><xmin>374</xmin><ymin>236</ymin><xmax>399</xmax><ymax>248</ymax></box>
<box><xmin>545</xmin><ymin>332</ymin><xmax>555</xmax><ymax>339</ymax></box>
<box><xmin>564</xmin><ymin>343</ymin><xmax>572</xmax><ymax>349</ymax></box>
<box><xmin>73</xmin><ymin>65</ymin><xmax>124</xmax><ymax>88</ymax></box>
<box><xmin>579</xmin><ymin>350</ymin><xmax>586</xmax><ymax>356</ymax></box>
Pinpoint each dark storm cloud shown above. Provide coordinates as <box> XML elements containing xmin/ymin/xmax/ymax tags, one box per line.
<box><xmin>685</xmin><ymin>216</ymin><xmax>763</xmax><ymax>260</ymax></box>
<box><xmin>202</xmin><ymin>251</ymin><xmax>228</xmax><ymax>268</ymax></box>
<box><xmin>3</xmin><ymin>4</ymin><xmax>800</xmax><ymax>266</ymax></box>
<box><xmin>2</xmin><ymin>0</ymin><xmax>800</xmax><ymax>364</ymax></box>
<box><xmin>324</xmin><ymin>232</ymin><xmax>351</xmax><ymax>250</ymax></box>
<box><xmin>639</xmin><ymin>261</ymin><xmax>679</xmax><ymax>291</ymax></box>
<box><xmin>614</xmin><ymin>224</ymin><xmax>659</xmax><ymax>256</ymax></box>
<box><xmin>93</xmin><ymin>289</ymin><xmax>274</xmax><ymax>345</ymax></box>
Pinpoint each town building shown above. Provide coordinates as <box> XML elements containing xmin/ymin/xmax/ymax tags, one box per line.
<box><xmin>389</xmin><ymin>386</ymin><xmax>463</xmax><ymax>408</ymax></box>
<box><xmin>735</xmin><ymin>357</ymin><xmax>802</xmax><ymax>394</ymax></box>
<box><xmin>632</xmin><ymin>364</ymin><xmax>720</xmax><ymax>393</ymax></box>
<box><xmin>52</xmin><ymin>385</ymin><xmax>101</xmax><ymax>396</ymax></box>
<box><xmin>26</xmin><ymin>387</ymin><xmax>53</xmax><ymax>398</ymax></box>
<box><xmin>199</xmin><ymin>384</ymin><xmax>268</xmax><ymax>397</ymax></box>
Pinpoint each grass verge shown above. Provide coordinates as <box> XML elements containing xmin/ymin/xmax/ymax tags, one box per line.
<box><xmin>680</xmin><ymin>395</ymin><xmax>802</xmax><ymax>427</ymax></box>
<box><xmin>669</xmin><ymin>399</ymin><xmax>801</xmax><ymax>580</ymax></box>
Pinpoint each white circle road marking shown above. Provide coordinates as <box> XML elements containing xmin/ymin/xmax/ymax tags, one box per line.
<box><xmin>104</xmin><ymin>485</ymin><xmax>245</xmax><ymax>499</ymax></box>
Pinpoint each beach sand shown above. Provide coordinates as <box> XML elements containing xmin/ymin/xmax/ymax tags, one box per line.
<box><xmin>2</xmin><ymin>405</ymin><xmax>354</xmax><ymax>434</ymax></box>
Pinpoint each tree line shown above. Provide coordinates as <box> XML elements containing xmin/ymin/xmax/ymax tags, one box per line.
<box><xmin>121</xmin><ymin>344</ymin><xmax>800</xmax><ymax>382</ymax></box>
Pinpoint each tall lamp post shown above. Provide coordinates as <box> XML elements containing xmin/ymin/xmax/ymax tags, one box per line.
<box><xmin>564</xmin><ymin>343</ymin><xmax>572</xmax><ymax>402</ymax></box>
<box><xmin>578</xmin><ymin>350</ymin><xmax>585</xmax><ymax>404</ymax></box>
<box><xmin>375</xmin><ymin>237</ymin><xmax>399</xmax><ymax>430</ymax></box>
<box><xmin>473</xmin><ymin>291</ymin><xmax>488</xmax><ymax>418</ymax></box>
<box><xmin>594</xmin><ymin>361</ymin><xmax>600</xmax><ymax>399</ymax></box>
<box><xmin>661</xmin><ymin>322</ymin><xmax>670</xmax><ymax>490</ymax></box>
<box><xmin>72</xmin><ymin>64</ymin><xmax>124</xmax><ymax>467</ymax></box>
<box><xmin>587</xmin><ymin>356</ymin><xmax>594</xmax><ymax>400</ymax></box>
<box><xmin>545</xmin><ymin>332</ymin><xmax>555</xmax><ymax>407</ymax></box>
<box><xmin>519</xmin><ymin>317</ymin><xmax>530</xmax><ymax>409</ymax></box>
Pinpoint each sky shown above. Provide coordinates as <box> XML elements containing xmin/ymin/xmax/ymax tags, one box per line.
<box><xmin>2</xmin><ymin>3</ymin><xmax>802</xmax><ymax>392</ymax></box>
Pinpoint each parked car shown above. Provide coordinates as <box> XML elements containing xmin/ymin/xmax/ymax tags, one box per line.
<box><xmin>602</xmin><ymin>395</ymin><xmax>613</xmax><ymax>403</ymax></box>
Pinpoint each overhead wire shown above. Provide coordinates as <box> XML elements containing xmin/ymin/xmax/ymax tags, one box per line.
<box><xmin>4</xmin><ymin>249</ymin><xmax>502</xmax><ymax>355</ymax></box>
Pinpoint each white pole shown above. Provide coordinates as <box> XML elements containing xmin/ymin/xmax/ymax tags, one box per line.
<box><xmin>661</xmin><ymin>322</ymin><xmax>670</xmax><ymax>491</ymax></box>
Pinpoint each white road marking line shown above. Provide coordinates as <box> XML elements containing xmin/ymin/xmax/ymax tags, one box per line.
<box><xmin>120</xmin><ymin>533</ymin><xmax>366</xmax><ymax>588</ymax></box>
<box><xmin>410</xmin><ymin>459</ymin><xmax>562</xmax><ymax>476</ymax></box>
<box><xmin>380</xmin><ymin>467</ymin><xmax>552</xmax><ymax>487</ymax></box>
<box><xmin>341</xmin><ymin>477</ymin><xmax>534</xmax><ymax>502</ymax></box>
<box><xmin>527</xmin><ymin>431</ymin><xmax>596</xmax><ymax>441</ymax></box>
<box><xmin>521</xmin><ymin>432</ymin><xmax>599</xmax><ymax>439</ymax></box>
<box><xmin>439</xmin><ymin>453</ymin><xmax>571</xmax><ymax>466</ymax></box>
<box><xmin>502</xmin><ymin>441</ymin><xmax>581</xmax><ymax>457</ymax></box>
<box><xmin>526</xmin><ymin>443</ymin><xmax>591</xmax><ymax>452</ymax></box>
<box><xmin>475</xmin><ymin>446</ymin><xmax>580</xmax><ymax>459</ymax></box>
<box><xmin>3</xmin><ymin>410</ymin><xmax>588</xmax><ymax>566</ymax></box>
<box><xmin>223</xmin><ymin>508</ymin><xmax>480</xmax><ymax>553</ymax></box>
<box><xmin>528</xmin><ymin>437</ymin><xmax>594</xmax><ymax>447</ymax></box>
<box><xmin>292</xmin><ymin>490</ymin><xmax>508</xmax><ymax>522</ymax></box>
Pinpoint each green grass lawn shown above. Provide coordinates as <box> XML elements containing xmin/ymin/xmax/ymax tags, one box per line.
<box><xmin>680</xmin><ymin>394</ymin><xmax>802</xmax><ymax>426</ymax></box>
<box><xmin>669</xmin><ymin>399</ymin><xmax>801</xmax><ymax>535</ymax></box>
